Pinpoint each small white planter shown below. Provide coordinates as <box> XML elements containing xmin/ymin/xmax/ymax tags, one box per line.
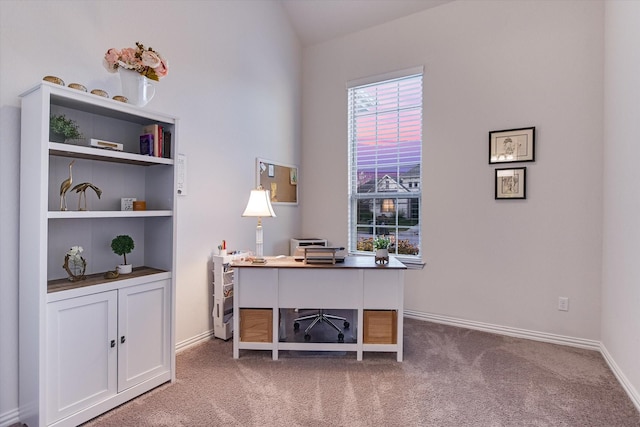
<box><xmin>375</xmin><ymin>248</ymin><xmax>389</xmax><ymax>264</ymax></box>
<box><xmin>117</xmin><ymin>264</ymin><xmax>132</xmax><ymax>274</ymax></box>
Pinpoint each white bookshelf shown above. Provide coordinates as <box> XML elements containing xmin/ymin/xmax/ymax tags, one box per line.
<box><xmin>19</xmin><ymin>82</ymin><xmax>178</xmax><ymax>427</ymax></box>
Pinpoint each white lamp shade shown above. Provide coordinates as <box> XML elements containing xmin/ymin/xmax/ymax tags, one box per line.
<box><xmin>242</xmin><ymin>188</ymin><xmax>276</xmax><ymax>218</ymax></box>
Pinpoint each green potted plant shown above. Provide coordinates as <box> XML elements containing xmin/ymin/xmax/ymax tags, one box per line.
<box><xmin>50</xmin><ymin>114</ymin><xmax>83</xmax><ymax>142</ymax></box>
<box><xmin>111</xmin><ymin>234</ymin><xmax>135</xmax><ymax>274</ymax></box>
<box><xmin>373</xmin><ymin>236</ymin><xmax>391</xmax><ymax>264</ymax></box>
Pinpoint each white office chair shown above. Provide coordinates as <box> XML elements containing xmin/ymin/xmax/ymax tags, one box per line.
<box><xmin>293</xmin><ymin>310</ymin><xmax>350</xmax><ymax>343</ymax></box>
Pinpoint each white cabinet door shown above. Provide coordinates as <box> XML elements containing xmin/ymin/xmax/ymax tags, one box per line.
<box><xmin>46</xmin><ymin>291</ymin><xmax>118</xmax><ymax>424</ymax></box>
<box><xmin>117</xmin><ymin>280</ymin><xmax>170</xmax><ymax>392</ymax></box>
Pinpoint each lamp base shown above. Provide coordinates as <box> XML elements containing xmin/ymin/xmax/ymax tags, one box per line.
<box><xmin>251</xmin><ymin>257</ymin><xmax>267</xmax><ymax>264</ymax></box>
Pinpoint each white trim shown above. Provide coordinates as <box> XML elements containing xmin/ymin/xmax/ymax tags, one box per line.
<box><xmin>175</xmin><ymin>329</ymin><xmax>213</xmax><ymax>353</ymax></box>
<box><xmin>0</xmin><ymin>407</ymin><xmax>20</xmax><ymax>427</ymax></box>
<box><xmin>405</xmin><ymin>310</ymin><xmax>640</xmax><ymax>413</ymax></box>
<box><xmin>346</xmin><ymin>65</ymin><xmax>424</xmax><ymax>89</ymax></box>
<box><xmin>600</xmin><ymin>343</ymin><xmax>640</xmax><ymax>412</ymax></box>
<box><xmin>405</xmin><ymin>310</ymin><xmax>600</xmax><ymax>350</ymax></box>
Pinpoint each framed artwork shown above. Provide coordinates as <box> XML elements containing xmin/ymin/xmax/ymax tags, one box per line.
<box><xmin>256</xmin><ymin>158</ymin><xmax>298</xmax><ymax>205</ymax></box>
<box><xmin>489</xmin><ymin>127</ymin><xmax>535</xmax><ymax>164</ymax></box>
<box><xmin>495</xmin><ymin>167</ymin><xmax>526</xmax><ymax>199</ymax></box>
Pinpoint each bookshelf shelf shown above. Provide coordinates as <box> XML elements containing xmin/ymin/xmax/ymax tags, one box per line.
<box><xmin>48</xmin><ymin>210</ymin><xmax>173</xmax><ymax>219</ymax></box>
<box><xmin>49</xmin><ymin>142</ymin><xmax>173</xmax><ymax>166</ymax></box>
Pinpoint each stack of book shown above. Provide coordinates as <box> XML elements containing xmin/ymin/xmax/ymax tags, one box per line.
<box><xmin>140</xmin><ymin>124</ymin><xmax>172</xmax><ymax>158</ymax></box>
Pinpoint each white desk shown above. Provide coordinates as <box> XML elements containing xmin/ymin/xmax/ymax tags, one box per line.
<box><xmin>232</xmin><ymin>256</ymin><xmax>406</xmax><ymax>361</ymax></box>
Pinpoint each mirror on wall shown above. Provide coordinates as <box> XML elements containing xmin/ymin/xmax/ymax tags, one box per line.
<box><xmin>256</xmin><ymin>158</ymin><xmax>298</xmax><ymax>205</ymax></box>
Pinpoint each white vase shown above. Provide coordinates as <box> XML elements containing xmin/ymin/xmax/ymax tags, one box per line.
<box><xmin>375</xmin><ymin>248</ymin><xmax>389</xmax><ymax>264</ymax></box>
<box><xmin>375</xmin><ymin>248</ymin><xmax>389</xmax><ymax>258</ymax></box>
<box><xmin>117</xmin><ymin>264</ymin><xmax>132</xmax><ymax>274</ymax></box>
<box><xmin>119</xmin><ymin>68</ymin><xmax>155</xmax><ymax>107</ymax></box>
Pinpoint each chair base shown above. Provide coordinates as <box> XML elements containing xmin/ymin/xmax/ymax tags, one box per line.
<box><xmin>293</xmin><ymin>310</ymin><xmax>349</xmax><ymax>342</ymax></box>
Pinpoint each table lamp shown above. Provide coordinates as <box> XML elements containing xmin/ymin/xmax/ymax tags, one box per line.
<box><xmin>242</xmin><ymin>185</ymin><xmax>276</xmax><ymax>263</ymax></box>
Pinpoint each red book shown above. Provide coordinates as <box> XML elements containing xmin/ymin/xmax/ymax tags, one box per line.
<box><xmin>158</xmin><ymin>125</ymin><xmax>163</xmax><ymax>158</ymax></box>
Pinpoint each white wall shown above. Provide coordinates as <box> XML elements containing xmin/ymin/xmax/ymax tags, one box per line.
<box><xmin>602</xmin><ymin>0</ymin><xmax>640</xmax><ymax>407</ymax></box>
<box><xmin>0</xmin><ymin>0</ymin><xmax>300</xmax><ymax>423</ymax></box>
<box><xmin>301</xmin><ymin>0</ymin><xmax>604</xmax><ymax>338</ymax></box>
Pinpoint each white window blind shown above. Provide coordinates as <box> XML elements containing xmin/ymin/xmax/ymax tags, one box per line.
<box><xmin>348</xmin><ymin>70</ymin><xmax>423</xmax><ymax>261</ymax></box>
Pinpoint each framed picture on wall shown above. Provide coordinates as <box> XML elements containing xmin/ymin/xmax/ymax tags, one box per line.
<box><xmin>495</xmin><ymin>167</ymin><xmax>526</xmax><ymax>199</ymax></box>
<box><xmin>489</xmin><ymin>127</ymin><xmax>535</xmax><ymax>164</ymax></box>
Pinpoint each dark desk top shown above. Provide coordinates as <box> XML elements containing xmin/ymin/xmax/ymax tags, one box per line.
<box><xmin>231</xmin><ymin>255</ymin><xmax>406</xmax><ymax>270</ymax></box>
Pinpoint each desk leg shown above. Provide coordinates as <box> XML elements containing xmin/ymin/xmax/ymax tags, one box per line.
<box><xmin>397</xmin><ymin>276</ymin><xmax>404</xmax><ymax>362</ymax></box>
<box><xmin>396</xmin><ymin>311</ymin><xmax>403</xmax><ymax>362</ymax></box>
<box><xmin>233</xmin><ymin>298</ymin><xmax>239</xmax><ymax>359</ymax></box>
<box><xmin>273</xmin><ymin>308</ymin><xmax>279</xmax><ymax>360</ymax></box>
<box><xmin>356</xmin><ymin>308</ymin><xmax>363</xmax><ymax>361</ymax></box>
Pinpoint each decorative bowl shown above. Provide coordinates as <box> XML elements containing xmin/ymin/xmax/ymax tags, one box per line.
<box><xmin>90</xmin><ymin>89</ymin><xmax>108</xmax><ymax>98</ymax></box>
<box><xmin>43</xmin><ymin>75</ymin><xmax>64</xmax><ymax>85</ymax></box>
<box><xmin>68</xmin><ymin>83</ymin><xmax>87</xmax><ymax>92</ymax></box>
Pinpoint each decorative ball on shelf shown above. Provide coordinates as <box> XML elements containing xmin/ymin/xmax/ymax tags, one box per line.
<box><xmin>91</xmin><ymin>89</ymin><xmax>109</xmax><ymax>97</ymax></box>
<box><xmin>43</xmin><ymin>75</ymin><xmax>64</xmax><ymax>85</ymax></box>
<box><xmin>68</xmin><ymin>83</ymin><xmax>87</xmax><ymax>92</ymax></box>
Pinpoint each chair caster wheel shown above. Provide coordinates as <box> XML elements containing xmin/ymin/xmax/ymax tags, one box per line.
<box><xmin>294</xmin><ymin>322</ymin><xmax>300</xmax><ymax>331</ymax></box>
<box><xmin>343</xmin><ymin>321</ymin><xmax>350</xmax><ymax>329</ymax></box>
<box><xmin>338</xmin><ymin>333</ymin><xmax>344</xmax><ymax>343</ymax></box>
<box><xmin>304</xmin><ymin>334</ymin><xmax>311</xmax><ymax>341</ymax></box>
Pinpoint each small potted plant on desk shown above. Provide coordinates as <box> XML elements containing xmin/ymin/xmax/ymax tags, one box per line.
<box><xmin>111</xmin><ymin>234</ymin><xmax>135</xmax><ymax>274</ymax></box>
<box><xmin>374</xmin><ymin>236</ymin><xmax>391</xmax><ymax>264</ymax></box>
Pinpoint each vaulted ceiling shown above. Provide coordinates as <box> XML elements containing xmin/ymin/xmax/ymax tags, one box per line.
<box><xmin>279</xmin><ymin>0</ymin><xmax>454</xmax><ymax>46</ymax></box>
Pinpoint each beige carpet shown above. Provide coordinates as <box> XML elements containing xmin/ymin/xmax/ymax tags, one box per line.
<box><xmin>83</xmin><ymin>318</ymin><xmax>640</xmax><ymax>426</ymax></box>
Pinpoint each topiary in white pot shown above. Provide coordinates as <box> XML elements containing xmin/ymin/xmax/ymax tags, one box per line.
<box><xmin>111</xmin><ymin>234</ymin><xmax>135</xmax><ymax>274</ymax></box>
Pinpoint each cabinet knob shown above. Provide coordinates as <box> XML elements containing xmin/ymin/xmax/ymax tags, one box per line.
<box><xmin>120</xmin><ymin>336</ymin><xmax>126</xmax><ymax>344</ymax></box>
<box><xmin>110</xmin><ymin>340</ymin><xmax>116</xmax><ymax>348</ymax></box>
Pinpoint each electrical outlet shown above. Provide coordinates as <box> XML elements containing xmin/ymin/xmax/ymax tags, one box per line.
<box><xmin>558</xmin><ymin>297</ymin><xmax>569</xmax><ymax>311</ymax></box>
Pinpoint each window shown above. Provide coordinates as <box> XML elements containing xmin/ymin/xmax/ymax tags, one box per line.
<box><xmin>347</xmin><ymin>68</ymin><xmax>423</xmax><ymax>261</ymax></box>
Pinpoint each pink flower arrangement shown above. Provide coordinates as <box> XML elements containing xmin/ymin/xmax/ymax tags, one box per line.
<box><xmin>103</xmin><ymin>42</ymin><xmax>168</xmax><ymax>81</ymax></box>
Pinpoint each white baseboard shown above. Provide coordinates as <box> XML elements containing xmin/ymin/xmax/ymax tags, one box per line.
<box><xmin>600</xmin><ymin>343</ymin><xmax>640</xmax><ymax>412</ymax></box>
<box><xmin>404</xmin><ymin>310</ymin><xmax>601</xmax><ymax>350</ymax></box>
<box><xmin>175</xmin><ymin>329</ymin><xmax>213</xmax><ymax>353</ymax></box>
<box><xmin>405</xmin><ymin>310</ymin><xmax>639</xmax><ymax>412</ymax></box>
<box><xmin>0</xmin><ymin>407</ymin><xmax>20</xmax><ymax>427</ymax></box>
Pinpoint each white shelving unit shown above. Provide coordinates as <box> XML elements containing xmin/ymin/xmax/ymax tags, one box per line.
<box><xmin>212</xmin><ymin>253</ymin><xmax>249</xmax><ymax>340</ymax></box>
<box><xmin>19</xmin><ymin>82</ymin><xmax>178</xmax><ymax>427</ymax></box>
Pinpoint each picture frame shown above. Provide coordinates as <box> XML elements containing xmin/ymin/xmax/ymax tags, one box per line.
<box><xmin>256</xmin><ymin>158</ymin><xmax>298</xmax><ymax>205</ymax></box>
<box><xmin>495</xmin><ymin>167</ymin><xmax>526</xmax><ymax>199</ymax></box>
<box><xmin>489</xmin><ymin>127</ymin><xmax>535</xmax><ymax>164</ymax></box>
